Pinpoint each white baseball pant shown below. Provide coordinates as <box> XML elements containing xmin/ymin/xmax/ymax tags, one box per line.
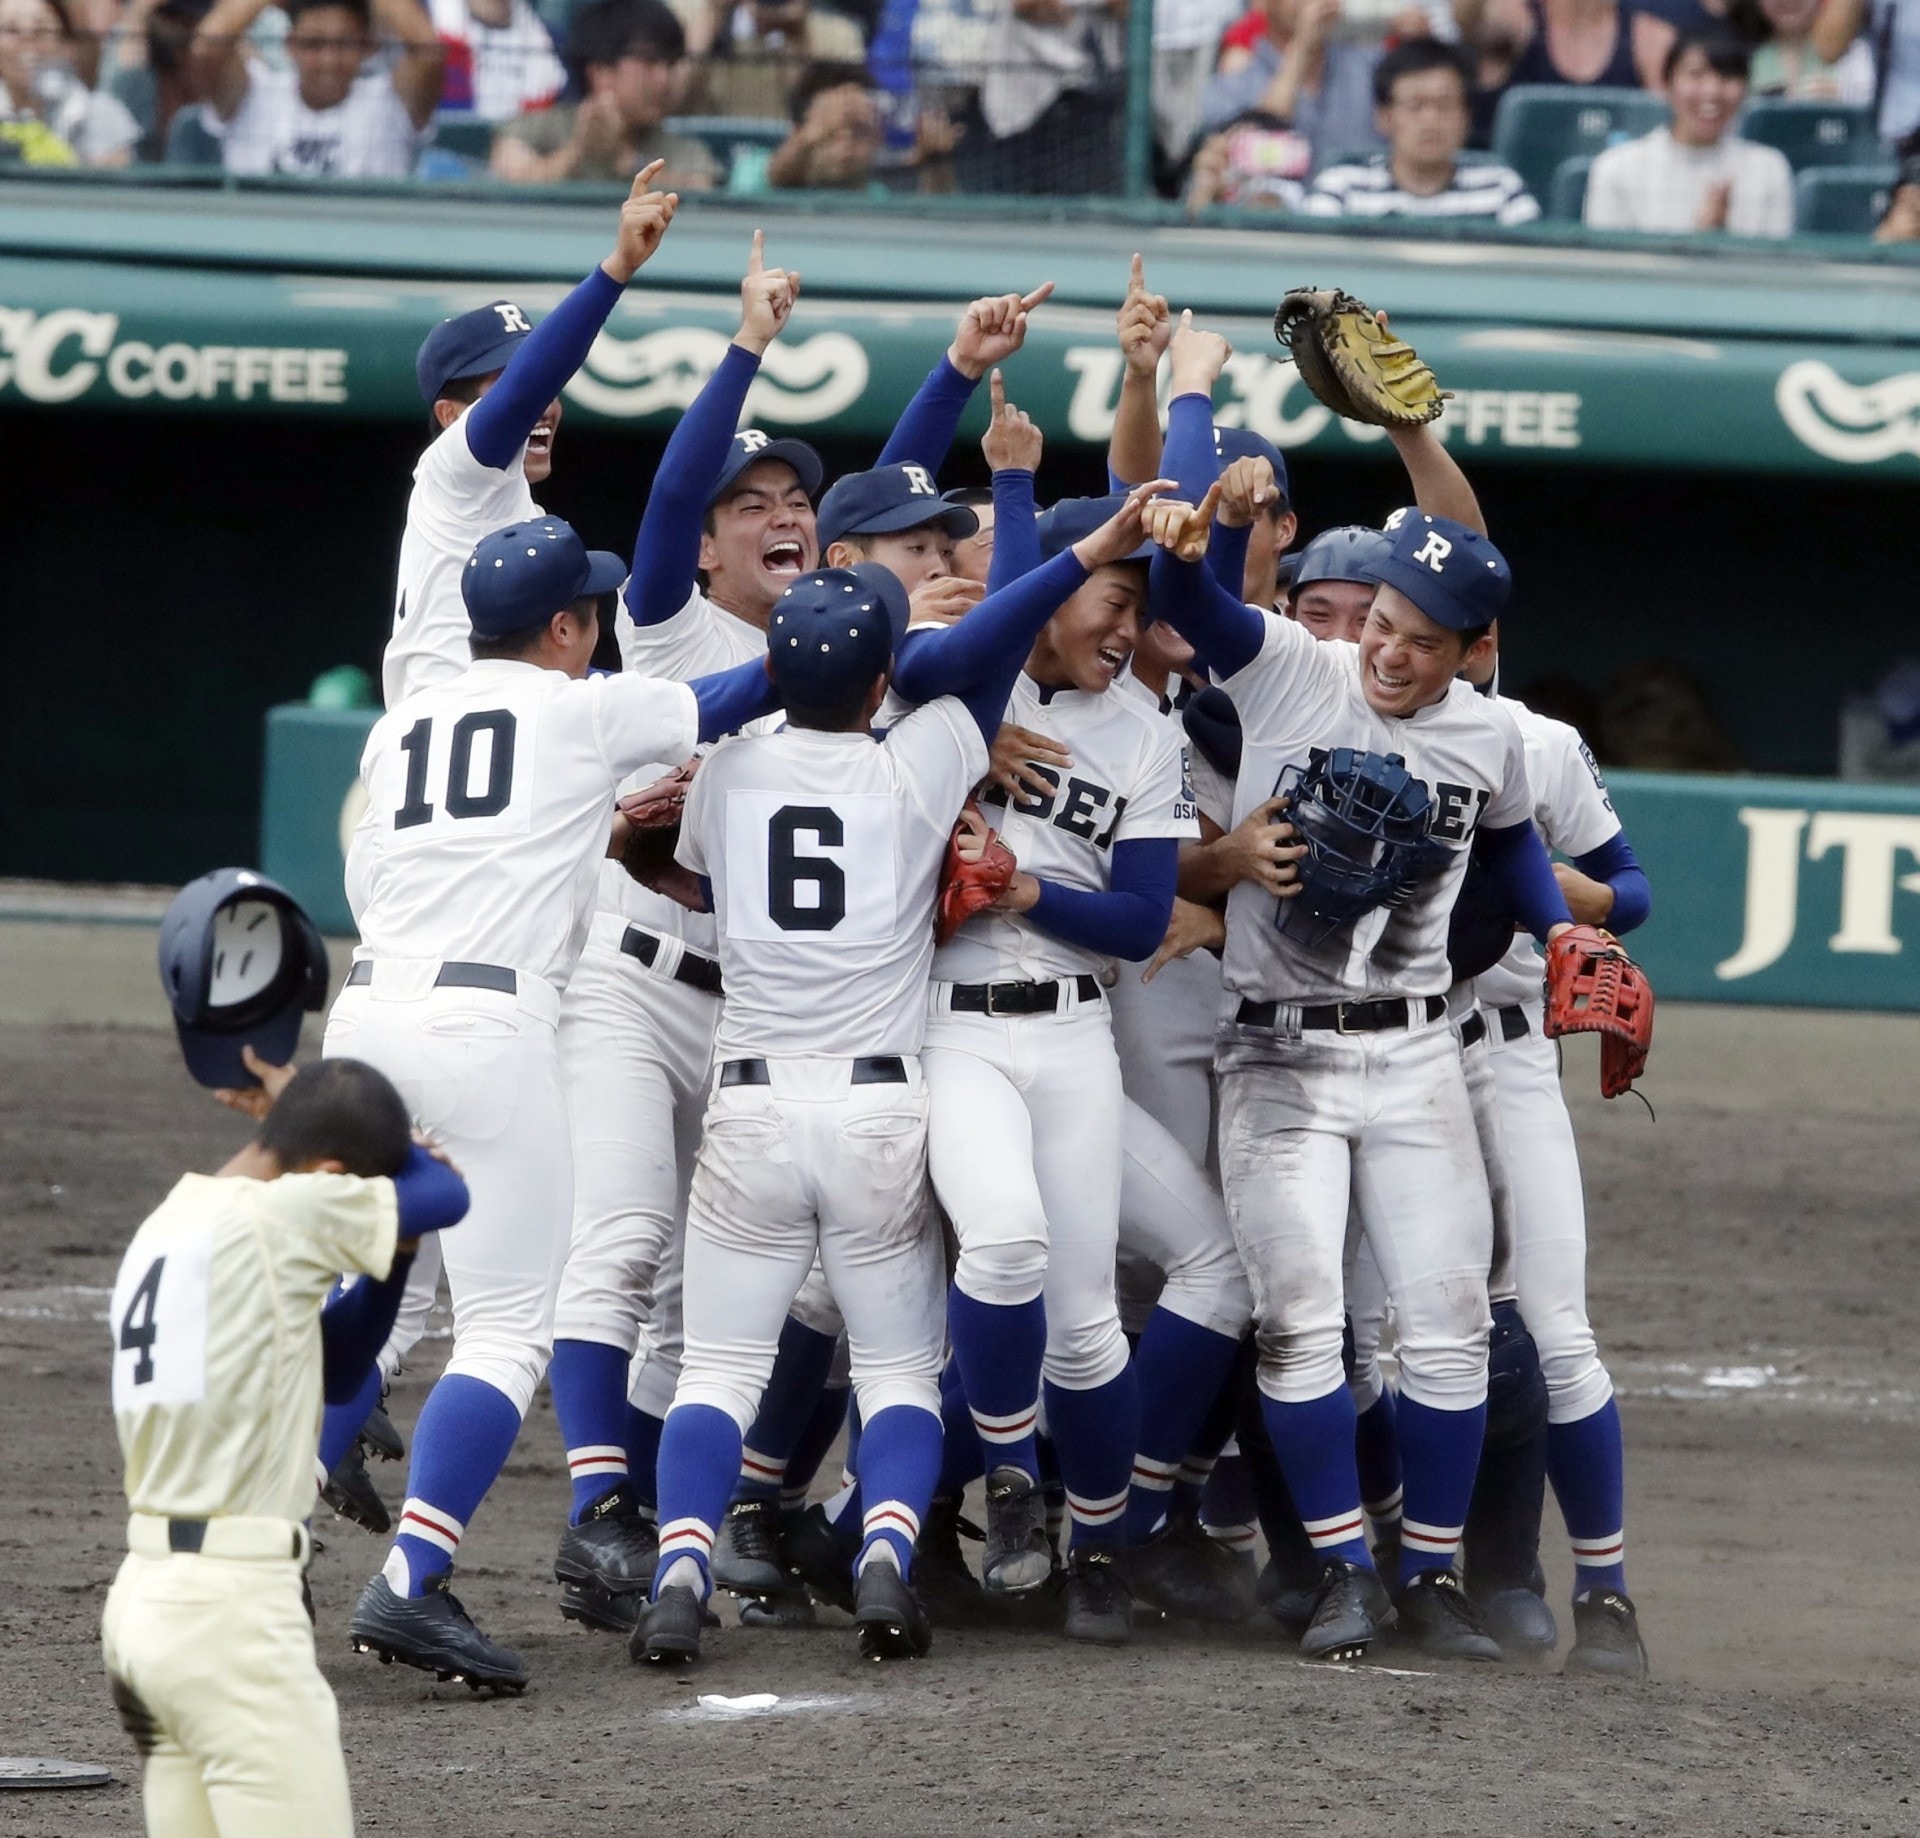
<box><xmin>673</xmin><ymin>1058</ymin><xmax>946</xmax><ymax>1433</ymax></box>
<box><xmin>322</xmin><ymin>962</ymin><xmax>568</xmax><ymax>1417</ymax></box>
<box><xmin>925</xmin><ymin>985</ymin><xmax>1129</xmax><ymax>1392</ymax></box>
<box><xmin>1216</xmin><ymin>1009</ymin><xmax>1493</xmax><ymax>1411</ymax></box>
<box><xmin>1486</xmin><ymin>998</ymin><xmax>1615</xmax><ymax>1424</ymax></box>
<box><xmin>555</xmin><ymin>916</ymin><xmax>717</xmax><ymax>1404</ymax></box>
<box><xmin>1117</xmin><ymin>1097</ymin><xmax>1253</xmax><ymax>1339</ymax></box>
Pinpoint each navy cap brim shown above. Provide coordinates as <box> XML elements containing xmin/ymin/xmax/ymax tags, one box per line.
<box><xmin>832</xmin><ymin>500</ymin><xmax>979</xmax><ymax>543</ymax></box>
<box><xmin>174</xmin><ymin>1001</ymin><xmax>307</xmax><ymax>1092</ymax></box>
<box><xmin>580</xmin><ymin>550</ymin><xmax>629</xmax><ymax>597</ymax></box>
<box><xmin>1373</xmin><ymin>557</ymin><xmax>1485</xmax><ymax>631</ymax></box>
<box><xmin>424</xmin><ymin>331</ymin><xmax>525</xmax><ymax>404</ymax></box>
<box><xmin>709</xmin><ymin>438</ymin><xmax>825</xmax><ymax>506</ymax></box>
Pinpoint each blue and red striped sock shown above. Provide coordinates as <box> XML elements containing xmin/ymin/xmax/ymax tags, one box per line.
<box><xmin>385</xmin><ymin>1374</ymin><xmax>522</xmax><ymax>1597</ymax></box>
<box><xmin>1124</xmin><ymin>1307</ymin><xmax>1242</xmax><ymax>1543</ymax></box>
<box><xmin>852</xmin><ymin>1404</ymin><xmax>943</xmax><ymax>1580</ymax></box>
<box><xmin>1395</xmin><ymin>1394</ymin><xmax>1487</xmax><ymax>1588</ymax></box>
<box><xmin>652</xmin><ymin>1402</ymin><xmax>742</xmax><ymax>1601</ymax></box>
<box><xmin>1257</xmin><ymin>1384</ymin><xmax>1370</xmax><ymax>1570</ymax></box>
<box><xmin>736</xmin><ymin>1315</ymin><xmax>839</xmax><ymax>1504</ymax></box>
<box><xmin>1355</xmin><ymin>1389</ymin><xmax>1404</xmax><ymax>1534</ymax></box>
<box><xmin>1045</xmin><ymin>1364</ymin><xmax>1140</xmax><ymax>1551</ymax></box>
<box><xmin>949</xmin><ymin>1286</ymin><xmax>1045</xmax><ymax>1483</ymax></box>
<box><xmin>1547</xmin><ymin>1396</ymin><xmax>1628</xmax><ymax>1597</ymax></box>
<box><xmin>549</xmin><ymin>1338</ymin><xmax>632</xmax><ymax>1523</ymax></box>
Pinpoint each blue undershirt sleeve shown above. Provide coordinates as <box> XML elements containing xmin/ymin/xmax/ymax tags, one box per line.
<box><xmin>690</xmin><ymin>659</ymin><xmax>780</xmax><ymax>742</ymax></box>
<box><xmin>1149</xmin><ymin>549</ymin><xmax>1265</xmax><ymax>679</ymax></box>
<box><xmin>1570</xmin><ymin>831</ymin><xmax>1651</xmax><ymax>934</ymax></box>
<box><xmin>1162</xmin><ymin>392</ymin><xmax>1220</xmax><ymax>502</ymax></box>
<box><xmin>1025</xmin><ymin>836</ymin><xmax>1177</xmax><ymax>962</ymax></box>
<box><xmin>1479</xmin><ymin>820</ymin><xmax>1574</xmax><ymax>942</ymax></box>
<box><xmin>985</xmin><ymin>469</ymin><xmax>1041</xmax><ymax>594</ymax></box>
<box><xmin>1207</xmin><ymin>517</ymin><xmax>1252</xmax><ymax>595</ymax></box>
<box><xmin>876</xmin><ymin>355</ymin><xmax>978</xmax><ymax>472</ymax></box>
<box><xmin>465</xmin><ymin>267</ymin><xmax>624</xmax><ymax>470</ymax></box>
<box><xmin>625</xmin><ymin>342</ymin><xmax>763</xmax><ymax>627</ymax></box>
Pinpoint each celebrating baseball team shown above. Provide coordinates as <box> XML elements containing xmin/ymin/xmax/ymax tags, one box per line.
<box><xmin>102</xmin><ymin>161</ymin><xmax>1660</xmax><ymax>1836</ymax></box>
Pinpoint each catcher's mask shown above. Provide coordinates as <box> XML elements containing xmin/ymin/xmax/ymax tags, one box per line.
<box><xmin>158</xmin><ymin>869</ymin><xmax>330</xmax><ymax>1090</ymax></box>
<box><xmin>1273</xmin><ymin>748</ymin><xmax>1452</xmax><ymax>946</ymax></box>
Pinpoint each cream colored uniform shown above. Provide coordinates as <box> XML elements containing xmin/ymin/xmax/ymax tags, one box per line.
<box><xmin>103</xmin><ymin>1171</ymin><xmax>399</xmax><ymax>1838</ymax></box>
<box><xmin>329</xmin><ymin>662</ymin><xmax>699</xmax><ymax>1419</ymax></box>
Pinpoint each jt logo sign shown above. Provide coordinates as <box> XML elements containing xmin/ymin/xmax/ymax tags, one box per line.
<box><xmin>1717</xmin><ymin>808</ymin><xmax>1920</xmax><ymax>979</ymax></box>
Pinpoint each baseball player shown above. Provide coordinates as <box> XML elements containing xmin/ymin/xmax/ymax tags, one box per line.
<box><xmin>902</xmin><ymin>491</ymin><xmax>1196</xmax><ymax>1646</ymax></box>
<box><xmin>635</xmin><ymin>496</ymin><xmax>1158</xmax><ymax>1665</ymax></box>
<box><xmin>315</xmin><ymin>166</ymin><xmax>683</xmax><ymax>1495</ymax></box>
<box><xmin>1145</xmin><ymin>319</ymin><xmax>1582</xmax><ymax>1662</ymax></box>
<box><xmin>104</xmin><ymin>1051</ymin><xmax>468</xmax><ymax>1838</ymax></box>
<box><xmin>558</xmin><ymin>270</ymin><xmax>1047</xmax><ymax>1623</ymax></box>
<box><xmin>331</xmin><ymin>517</ymin><xmax>776</xmax><ymax>1691</ymax></box>
<box><xmin>610</xmin><ymin>288</ymin><xmax>1054</xmax><ymax>1606</ymax></box>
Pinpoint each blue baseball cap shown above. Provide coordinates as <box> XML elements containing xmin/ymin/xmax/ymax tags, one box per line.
<box><xmin>462</xmin><ymin>518</ymin><xmax>627</xmax><ymax>637</ymax></box>
<box><xmin>417</xmin><ymin>300</ymin><xmax>535</xmax><ymax>404</ymax></box>
<box><xmin>158</xmin><ymin>869</ymin><xmax>329</xmax><ymax>1090</ymax></box>
<box><xmin>1292</xmin><ymin>524</ymin><xmax>1390</xmax><ymax>593</ymax></box>
<box><xmin>767</xmin><ymin>568</ymin><xmax>896</xmax><ymax>708</ymax></box>
<box><xmin>818</xmin><ymin>464</ymin><xmax>978</xmax><ymax>548</ymax></box>
<box><xmin>1035</xmin><ymin>493</ymin><xmax>1150</xmax><ymax>563</ymax></box>
<box><xmin>1373</xmin><ymin>510</ymin><xmax>1510</xmax><ymax>632</ymax></box>
<box><xmin>708</xmin><ymin>429</ymin><xmax>824</xmax><ymax>507</ymax></box>
<box><xmin>1214</xmin><ymin>425</ymin><xmax>1290</xmax><ymax>504</ymax></box>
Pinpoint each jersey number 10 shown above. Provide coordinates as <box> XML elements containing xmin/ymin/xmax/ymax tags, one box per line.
<box><xmin>394</xmin><ymin>712</ymin><xmax>518</xmax><ymax>829</ymax></box>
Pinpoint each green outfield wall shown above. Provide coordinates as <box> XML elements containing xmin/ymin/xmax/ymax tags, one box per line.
<box><xmin>260</xmin><ymin>697</ymin><xmax>1920</xmax><ymax>1011</ymax></box>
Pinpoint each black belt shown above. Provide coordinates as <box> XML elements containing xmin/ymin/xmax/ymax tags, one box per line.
<box><xmin>947</xmin><ymin>974</ymin><xmax>1101</xmax><ymax>1017</ymax></box>
<box><xmin>345</xmin><ymin>960</ymin><xmax>516</xmax><ymax>994</ymax></box>
<box><xmin>1497</xmin><ymin>1003</ymin><xmax>1530</xmax><ymax>1042</ymax></box>
<box><xmin>164</xmin><ymin>1517</ymin><xmax>305</xmax><ymax>1559</ymax></box>
<box><xmin>621</xmin><ymin>925</ymin><xmax>724</xmax><ymax>998</ymax></box>
<box><xmin>1459</xmin><ymin>1011</ymin><xmax>1487</xmax><ymax>1049</ymax></box>
<box><xmin>1235</xmin><ymin>994</ymin><xmax>1446</xmax><ymax>1034</ymax></box>
<box><xmin>721</xmin><ymin>1056</ymin><xmax>907</xmax><ymax>1088</ymax></box>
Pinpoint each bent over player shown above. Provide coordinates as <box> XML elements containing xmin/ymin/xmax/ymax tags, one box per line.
<box><xmin>103</xmin><ymin>1058</ymin><xmax>468</xmax><ymax>1838</ymax></box>
<box><xmin>333</xmin><ymin>518</ymin><xmax>776</xmax><ymax>1690</ymax></box>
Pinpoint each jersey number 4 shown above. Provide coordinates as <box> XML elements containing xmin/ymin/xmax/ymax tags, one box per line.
<box><xmin>109</xmin><ymin>1230</ymin><xmax>213</xmax><ymax>1409</ymax></box>
<box><xmin>394</xmin><ymin>712</ymin><xmax>518</xmax><ymax>829</ymax></box>
<box><xmin>118</xmin><ymin>1257</ymin><xmax>164</xmax><ymax>1386</ymax></box>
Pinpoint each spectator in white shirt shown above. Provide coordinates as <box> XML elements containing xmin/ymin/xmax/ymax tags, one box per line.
<box><xmin>1583</xmin><ymin>31</ymin><xmax>1793</xmax><ymax>235</ymax></box>
<box><xmin>192</xmin><ymin>0</ymin><xmax>443</xmax><ymax>176</ymax></box>
<box><xmin>429</xmin><ymin>0</ymin><xmax>565</xmax><ymax>121</ymax></box>
<box><xmin>1305</xmin><ymin>38</ymin><xmax>1540</xmax><ymax>219</ymax></box>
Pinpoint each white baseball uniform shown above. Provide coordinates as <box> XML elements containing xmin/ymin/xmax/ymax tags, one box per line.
<box><xmin>1471</xmin><ymin>702</ymin><xmax>1624</xmax><ymax>1425</ymax></box>
<box><xmin>667</xmin><ymin>700</ymin><xmax>988</xmax><ymax>1438</ymax></box>
<box><xmin>102</xmin><ymin>1170</ymin><xmax>399</xmax><ymax>1838</ymax></box>
<box><xmin>928</xmin><ymin>671</ymin><xmax>1198</xmax><ymax>1418</ymax></box>
<box><xmin>1211</xmin><ymin>617</ymin><xmax>1530</xmax><ymax>1421</ymax></box>
<box><xmin>326</xmin><ymin>661</ymin><xmax>698</xmax><ymax>1421</ymax></box>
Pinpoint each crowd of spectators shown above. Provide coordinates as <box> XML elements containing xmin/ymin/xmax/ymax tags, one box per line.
<box><xmin>1</xmin><ymin>0</ymin><xmax>1917</xmax><ymax>238</ymax></box>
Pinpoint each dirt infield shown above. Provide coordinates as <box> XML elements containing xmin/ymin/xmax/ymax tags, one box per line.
<box><xmin>2</xmin><ymin>1004</ymin><xmax>1917</xmax><ymax>1837</ymax></box>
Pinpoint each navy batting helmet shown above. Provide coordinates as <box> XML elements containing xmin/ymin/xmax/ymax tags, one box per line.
<box><xmin>1274</xmin><ymin>749</ymin><xmax>1451</xmax><ymax>945</ymax></box>
<box><xmin>158</xmin><ymin>869</ymin><xmax>330</xmax><ymax>1089</ymax></box>
<box><xmin>1292</xmin><ymin>525</ymin><xmax>1390</xmax><ymax>594</ymax></box>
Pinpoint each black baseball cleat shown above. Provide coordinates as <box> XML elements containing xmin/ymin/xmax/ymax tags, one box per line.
<box><xmin>630</xmin><ymin>1584</ymin><xmax>705</xmax><ymax>1666</ymax></box>
<box><xmin>1472</xmin><ymin>1583</ymin><xmax>1559</xmax><ymax>1659</ymax></box>
<box><xmin>739</xmin><ymin>1588</ymin><xmax>819</xmax><ymax>1628</ymax></box>
<box><xmin>359</xmin><ymin>1402</ymin><xmax>405</xmax><ymax>1465</ymax></box>
<box><xmin>783</xmin><ymin>1502</ymin><xmax>858</xmax><ymax>1615</ymax></box>
<box><xmin>982</xmin><ymin>1466</ymin><xmax>1053</xmax><ymax>1596</ymax></box>
<box><xmin>322</xmin><ymin>1444</ymin><xmax>391</xmax><ymax>1535</ymax></box>
<box><xmin>1062</xmin><ymin>1544</ymin><xmax>1134</xmax><ymax>1646</ymax></box>
<box><xmin>913</xmin><ymin>1495</ymin><xmax>991</xmax><ymax>1627</ymax></box>
<box><xmin>712</xmin><ymin>1499</ymin><xmax>791</xmax><ymax>1599</ymax></box>
<box><xmin>1129</xmin><ymin>1525</ymin><xmax>1254</xmax><ymax>1625</ymax></box>
<box><xmin>349</xmin><ymin>1573</ymin><xmax>528</xmax><ymax>1694</ymax></box>
<box><xmin>1260</xmin><ymin>1555</ymin><xmax>1327</xmax><ymax>1640</ymax></box>
<box><xmin>1395</xmin><ymin>1570</ymin><xmax>1504</xmax><ymax>1662</ymax></box>
<box><xmin>554</xmin><ymin>1485</ymin><xmax>659</xmax><ymax>1634</ymax></box>
<box><xmin>1299</xmin><ymin>1560</ymin><xmax>1395</xmax><ymax>1662</ymax></box>
<box><xmin>1564</xmin><ymin>1590</ymin><xmax>1649</xmax><ymax>1679</ymax></box>
<box><xmin>853</xmin><ymin>1561</ymin><xmax>933</xmax><ymax>1661</ymax></box>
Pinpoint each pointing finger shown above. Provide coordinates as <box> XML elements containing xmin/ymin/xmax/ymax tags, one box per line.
<box><xmin>748</xmin><ymin>226</ymin><xmax>764</xmax><ymax>275</ymax></box>
<box><xmin>989</xmin><ymin>367</ymin><xmax>1006</xmax><ymax>416</ymax></box>
<box><xmin>630</xmin><ymin>159</ymin><xmax>664</xmax><ymax>197</ymax></box>
<box><xmin>1020</xmin><ymin>280</ymin><xmax>1057</xmax><ymax>311</ymax></box>
<box><xmin>1129</xmin><ymin>251</ymin><xmax>1144</xmax><ymax>292</ymax></box>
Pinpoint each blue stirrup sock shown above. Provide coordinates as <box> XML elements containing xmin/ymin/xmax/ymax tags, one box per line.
<box><xmin>384</xmin><ymin>1374</ymin><xmax>522</xmax><ymax>1597</ymax></box>
<box><xmin>1547</xmin><ymin>1396</ymin><xmax>1628</xmax><ymax>1597</ymax></box>
<box><xmin>549</xmin><ymin>1338</ymin><xmax>633</xmax><ymax>1523</ymax></box>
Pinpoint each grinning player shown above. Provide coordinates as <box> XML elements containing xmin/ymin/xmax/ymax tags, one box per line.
<box><xmin>332</xmin><ymin>518</ymin><xmax>776</xmax><ymax>1690</ymax></box>
<box><xmin>634</xmin><ymin>493</ymin><xmax>1164</xmax><ymax>1665</ymax></box>
<box><xmin>908</xmin><ymin>492</ymin><xmax>1196</xmax><ymax>1646</ymax></box>
<box><xmin>1146</xmin><ymin>318</ymin><xmax>1582</xmax><ymax>1662</ymax></box>
<box><xmin>316</xmin><ymin>165</ymin><xmax>683</xmax><ymax>1498</ymax></box>
<box><xmin>566</xmin><ymin>271</ymin><xmax>1052</xmax><ymax>1625</ymax></box>
<box><xmin>104</xmin><ymin>1054</ymin><xmax>468</xmax><ymax>1837</ymax></box>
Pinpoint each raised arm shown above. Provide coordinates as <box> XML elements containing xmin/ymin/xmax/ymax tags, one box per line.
<box><xmin>1386</xmin><ymin>426</ymin><xmax>1484</xmax><ymax>534</ymax></box>
<box><xmin>1810</xmin><ymin>0</ymin><xmax>1867</xmax><ymax>67</ymax></box>
<box><xmin>982</xmin><ymin>367</ymin><xmax>1043</xmax><ymax>592</ymax></box>
<box><xmin>190</xmin><ymin>0</ymin><xmax>273</xmax><ymax>120</ymax></box>
<box><xmin>1109</xmin><ymin>254</ymin><xmax>1171</xmax><ymax>487</ymax></box>
<box><xmin>623</xmin><ymin>229</ymin><xmax>799</xmax><ymax>626</ymax></box>
<box><xmin>1162</xmin><ymin>311</ymin><xmax>1231</xmax><ymax>498</ymax></box>
<box><xmin>370</xmin><ymin>0</ymin><xmax>445</xmax><ymax>128</ymax></box>
<box><xmin>465</xmin><ymin>169</ymin><xmax>679</xmax><ymax>470</ymax></box>
<box><xmin>878</xmin><ymin>283</ymin><xmax>1055</xmax><ymax>471</ymax></box>
<box><xmin>1146</xmin><ymin>485</ymin><xmax>1267</xmax><ymax>678</ymax></box>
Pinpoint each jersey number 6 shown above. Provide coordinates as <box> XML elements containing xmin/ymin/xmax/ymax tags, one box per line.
<box><xmin>767</xmin><ymin>806</ymin><xmax>846</xmax><ymax>931</ymax></box>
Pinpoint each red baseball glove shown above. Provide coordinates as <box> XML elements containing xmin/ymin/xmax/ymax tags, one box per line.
<box><xmin>936</xmin><ymin>801</ymin><xmax>1016</xmax><ymax>945</ymax></box>
<box><xmin>1543</xmin><ymin>923</ymin><xmax>1654</xmax><ymax>1099</ymax></box>
<box><xmin>615</xmin><ymin>760</ymin><xmax>704</xmax><ymax>911</ymax></box>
